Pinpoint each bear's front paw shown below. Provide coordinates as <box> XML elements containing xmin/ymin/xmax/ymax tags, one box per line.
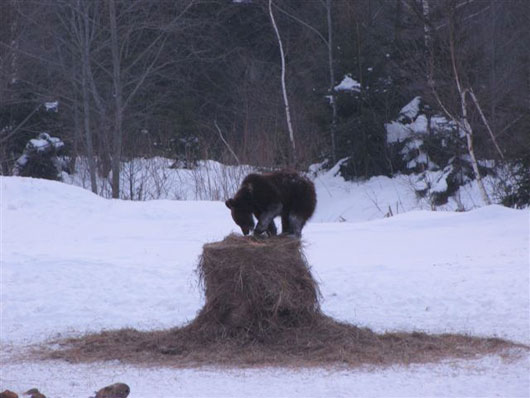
<box><xmin>253</xmin><ymin>229</ymin><xmax>269</xmax><ymax>238</ymax></box>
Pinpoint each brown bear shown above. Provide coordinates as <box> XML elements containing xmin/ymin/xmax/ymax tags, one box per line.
<box><xmin>225</xmin><ymin>171</ymin><xmax>317</xmax><ymax>238</ymax></box>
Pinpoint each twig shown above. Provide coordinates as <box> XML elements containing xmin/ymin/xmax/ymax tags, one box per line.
<box><xmin>468</xmin><ymin>89</ymin><xmax>504</xmax><ymax>160</ymax></box>
<box><xmin>214</xmin><ymin>120</ymin><xmax>240</xmax><ymax>165</ymax></box>
<box><xmin>0</xmin><ymin>104</ymin><xmax>41</xmax><ymax>144</ymax></box>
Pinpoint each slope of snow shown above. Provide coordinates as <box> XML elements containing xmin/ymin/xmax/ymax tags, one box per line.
<box><xmin>1</xmin><ymin>176</ymin><xmax>529</xmax><ymax>397</ymax></box>
<box><xmin>399</xmin><ymin>96</ymin><xmax>421</xmax><ymax>120</ymax></box>
<box><xmin>63</xmin><ymin>157</ymin><xmax>503</xmax><ymax>222</ymax></box>
<box><xmin>63</xmin><ymin>158</ymin><xmax>254</xmax><ymax>201</ymax></box>
<box><xmin>311</xmin><ymin>165</ymin><xmax>494</xmax><ymax>222</ymax></box>
<box><xmin>334</xmin><ymin>75</ymin><xmax>361</xmax><ymax>92</ymax></box>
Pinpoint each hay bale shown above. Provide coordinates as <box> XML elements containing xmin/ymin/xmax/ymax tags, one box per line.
<box><xmin>193</xmin><ymin>234</ymin><xmax>321</xmax><ymax>339</ymax></box>
<box><xmin>39</xmin><ymin>233</ymin><xmax>524</xmax><ymax>368</ymax></box>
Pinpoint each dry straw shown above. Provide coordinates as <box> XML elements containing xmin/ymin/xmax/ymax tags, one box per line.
<box><xmin>195</xmin><ymin>234</ymin><xmax>321</xmax><ymax>340</ymax></box>
<box><xmin>39</xmin><ymin>234</ymin><xmax>526</xmax><ymax>368</ymax></box>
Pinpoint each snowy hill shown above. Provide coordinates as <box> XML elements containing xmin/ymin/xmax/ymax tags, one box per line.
<box><xmin>1</xmin><ymin>176</ymin><xmax>529</xmax><ymax>397</ymax></box>
<box><xmin>311</xmin><ymin>160</ymin><xmax>493</xmax><ymax>222</ymax></box>
<box><xmin>63</xmin><ymin>158</ymin><xmax>495</xmax><ymax>222</ymax></box>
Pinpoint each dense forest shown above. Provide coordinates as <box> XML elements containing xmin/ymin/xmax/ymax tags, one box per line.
<box><xmin>1</xmin><ymin>0</ymin><xmax>529</xmax><ymax>204</ymax></box>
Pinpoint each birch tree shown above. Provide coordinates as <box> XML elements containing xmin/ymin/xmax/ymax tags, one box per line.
<box><xmin>422</xmin><ymin>0</ymin><xmax>493</xmax><ymax>205</ymax></box>
<box><xmin>274</xmin><ymin>0</ymin><xmax>338</xmax><ymax>163</ymax></box>
<box><xmin>268</xmin><ymin>0</ymin><xmax>297</xmax><ymax>167</ymax></box>
<box><xmin>81</xmin><ymin>0</ymin><xmax>192</xmax><ymax>198</ymax></box>
<box><xmin>70</xmin><ymin>0</ymin><xmax>98</xmax><ymax>192</ymax></box>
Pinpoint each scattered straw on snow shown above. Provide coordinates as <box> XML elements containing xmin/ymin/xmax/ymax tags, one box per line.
<box><xmin>31</xmin><ymin>234</ymin><xmax>526</xmax><ymax>369</ymax></box>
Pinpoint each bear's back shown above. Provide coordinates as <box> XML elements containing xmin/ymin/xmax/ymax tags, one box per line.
<box><xmin>264</xmin><ymin>171</ymin><xmax>316</xmax><ymax>218</ymax></box>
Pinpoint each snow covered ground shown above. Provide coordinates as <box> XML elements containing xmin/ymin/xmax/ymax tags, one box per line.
<box><xmin>1</xmin><ymin>175</ymin><xmax>529</xmax><ymax>397</ymax></box>
<box><xmin>64</xmin><ymin>157</ymin><xmax>501</xmax><ymax>216</ymax></box>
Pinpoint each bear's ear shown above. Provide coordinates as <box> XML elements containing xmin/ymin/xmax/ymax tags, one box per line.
<box><xmin>225</xmin><ymin>198</ymin><xmax>234</xmax><ymax>209</ymax></box>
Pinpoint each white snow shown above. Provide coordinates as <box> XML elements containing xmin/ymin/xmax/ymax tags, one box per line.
<box><xmin>311</xmin><ymin>163</ymin><xmax>498</xmax><ymax>221</ymax></box>
<box><xmin>406</xmin><ymin>151</ymin><xmax>429</xmax><ymax>170</ymax></box>
<box><xmin>63</xmin><ymin>158</ymin><xmax>495</xmax><ymax>213</ymax></box>
<box><xmin>44</xmin><ymin>101</ymin><xmax>58</xmax><ymax>112</ymax></box>
<box><xmin>27</xmin><ymin>133</ymin><xmax>64</xmax><ymax>152</ymax></box>
<box><xmin>431</xmin><ymin>166</ymin><xmax>453</xmax><ymax>193</ymax></box>
<box><xmin>334</xmin><ymin>75</ymin><xmax>361</xmax><ymax>92</ymax></box>
<box><xmin>1</xmin><ymin>175</ymin><xmax>529</xmax><ymax>397</ymax></box>
<box><xmin>386</xmin><ymin>97</ymin><xmax>458</xmax><ymax>145</ymax></box>
<box><xmin>384</xmin><ymin>121</ymin><xmax>402</xmax><ymax>144</ymax></box>
<box><xmin>399</xmin><ymin>96</ymin><xmax>421</xmax><ymax>120</ymax></box>
<box><xmin>410</xmin><ymin>113</ymin><xmax>428</xmax><ymax>134</ymax></box>
<box><xmin>13</xmin><ymin>154</ymin><xmax>28</xmax><ymax>168</ymax></box>
<box><xmin>400</xmin><ymin>138</ymin><xmax>423</xmax><ymax>155</ymax></box>
<box><xmin>28</xmin><ymin>138</ymin><xmax>50</xmax><ymax>151</ymax></box>
<box><xmin>64</xmin><ymin>158</ymin><xmax>254</xmax><ymax>201</ymax></box>
<box><xmin>385</xmin><ymin>120</ymin><xmax>411</xmax><ymax>144</ymax></box>
<box><xmin>386</xmin><ymin>113</ymin><xmax>428</xmax><ymax>144</ymax></box>
<box><xmin>430</xmin><ymin>114</ymin><xmax>457</xmax><ymax>132</ymax></box>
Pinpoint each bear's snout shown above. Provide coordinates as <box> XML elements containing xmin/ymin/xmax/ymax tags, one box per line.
<box><xmin>241</xmin><ymin>226</ymin><xmax>253</xmax><ymax>235</ymax></box>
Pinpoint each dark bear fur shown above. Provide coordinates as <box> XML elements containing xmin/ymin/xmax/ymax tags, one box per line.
<box><xmin>225</xmin><ymin>171</ymin><xmax>317</xmax><ymax>238</ymax></box>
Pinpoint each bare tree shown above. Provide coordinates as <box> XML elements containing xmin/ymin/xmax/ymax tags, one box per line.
<box><xmin>76</xmin><ymin>0</ymin><xmax>98</xmax><ymax>192</ymax></box>
<box><xmin>51</xmin><ymin>0</ymin><xmax>107</xmax><ymax>193</ymax></box>
<box><xmin>0</xmin><ymin>0</ymin><xmax>26</xmax><ymax>173</ymax></box>
<box><xmin>274</xmin><ymin>0</ymin><xmax>338</xmax><ymax>163</ymax></box>
<box><xmin>268</xmin><ymin>0</ymin><xmax>297</xmax><ymax>167</ymax></box>
<box><xmin>428</xmin><ymin>2</ymin><xmax>499</xmax><ymax>205</ymax></box>
<box><xmin>105</xmin><ymin>0</ymin><xmax>196</xmax><ymax>198</ymax></box>
<box><xmin>325</xmin><ymin>0</ymin><xmax>338</xmax><ymax>164</ymax></box>
<box><xmin>107</xmin><ymin>0</ymin><xmax>124</xmax><ymax>198</ymax></box>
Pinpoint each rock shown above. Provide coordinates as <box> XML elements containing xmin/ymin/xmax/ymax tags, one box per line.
<box><xmin>23</xmin><ymin>389</ymin><xmax>45</xmax><ymax>398</ymax></box>
<box><xmin>94</xmin><ymin>383</ymin><xmax>130</xmax><ymax>398</ymax></box>
<box><xmin>0</xmin><ymin>390</ymin><xmax>19</xmax><ymax>398</ymax></box>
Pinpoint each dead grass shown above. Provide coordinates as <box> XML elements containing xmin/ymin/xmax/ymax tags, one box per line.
<box><xmin>33</xmin><ymin>234</ymin><xmax>527</xmax><ymax>368</ymax></box>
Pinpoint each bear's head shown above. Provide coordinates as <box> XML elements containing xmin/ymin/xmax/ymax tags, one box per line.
<box><xmin>225</xmin><ymin>197</ymin><xmax>255</xmax><ymax>235</ymax></box>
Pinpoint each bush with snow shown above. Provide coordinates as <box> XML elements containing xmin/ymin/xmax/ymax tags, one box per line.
<box><xmin>334</xmin><ymin>74</ymin><xmax>361</xmax><ymax>93</ymax></box>
<box><xmin>492</xmin><ymin>156</ymin><xmax>530</xmax><ymax>209</ymax></box>
<box><xmin>386</xmin><ymin>97</ymin><xmax>492</xmax><ymax>206</ymax></box>
<box><xmin>12</xmin><ymin>132</ymin><xmax>68</xmax><ymax>181</ymax></box>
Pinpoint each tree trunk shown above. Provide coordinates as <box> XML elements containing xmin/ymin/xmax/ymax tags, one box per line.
<box><xmin>108</xmin><ymin>0</ymin><xmax>123</xmax><ymax>199</ymax></box>
<box><xmin>448</xmin><ymin>20</ymin><xmax>491</xmax><ymax>205</ymax></box>
<box><xmin>460</xmin><ymin>90</ymin><xmax>491</xmax><ymax>205</ymax></box>
<box><xmin>80</xmin><ymin>0</ymin><xmax>98</xmax><ymax>193</ymax></box>
<box><xmin>422</xmin><ymin>0</ymin><xmax>435</xmax><ymax>84</ymax></box>
<box><xmin>70</xmin><ymin>91</ymin><xmax>79</xmax><ymax>174</ymax></box>
<box><xmin>326</xmin><ymin>0</ymin><xmax>337</xmax><ymax>164</ymax></box>
<box><xmin>9</xmin><ymin>0</ymin><xmax>19</xmax><ymax>84</ymax></box>
<box><xmin>268</xmin><ymin>0</ymin><xmax>297</xmax><ymax>167</ymax></box>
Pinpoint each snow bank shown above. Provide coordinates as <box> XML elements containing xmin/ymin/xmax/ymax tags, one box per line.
<box><xmin>60</xmin><ymin>157</ymin><xmax>505</xmax><ymax>220</ymax></box>
<box><xmin>1</xmin><ymin>176</ymin><xmax>528</xmax><ymax>397</ymax></box>
<box><xmin>63</xmin><ymin>158</ymin><xmax>254</xmax><ymax>201</ymax></box>
<box><xmin>311</xmin><ymin>163</ymin><xmax>495</xmax><ymax>222</ymax></box>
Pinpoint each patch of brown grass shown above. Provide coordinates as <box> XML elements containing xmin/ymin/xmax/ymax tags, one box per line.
<box><xmin>35</xmin><ymin>234</ymin><xmax>526</xmax><ymax>368</ymax></box>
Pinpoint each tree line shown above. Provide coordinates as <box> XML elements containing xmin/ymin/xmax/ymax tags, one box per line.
<box><xmin>1</xmin><ymin>0</ymin><xmax>528</xmax><ymax>201</ymax></box>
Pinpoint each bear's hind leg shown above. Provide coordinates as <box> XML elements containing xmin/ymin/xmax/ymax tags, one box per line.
<box><xmin>267</xmin><ymin>220</ymin><xmax>278</xmax><ymax>236</ymax></box>
<box><xmin>254</xmin><ymin>203</ymin><xmax>282</xmax><ymax>236</ymax></box>
<box><xmin>281</xmin><ymin>213</ymin><xmax>291</xmax><ymax>235</ymax></box>
<box><xmin>286</xmin><ymin>214</ymin><xmax>305</xmax><ymax>238</ymax></box>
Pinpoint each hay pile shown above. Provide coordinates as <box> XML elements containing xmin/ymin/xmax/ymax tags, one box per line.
<box><xmin>194</xmin><ymin>234</ymin><xmax>320</xmax><ymax>339</ymax></box>
<box><xmin>39</xmin><ymin>234</ymin><xmax>524</xmax><ymax>368</ymax></box>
